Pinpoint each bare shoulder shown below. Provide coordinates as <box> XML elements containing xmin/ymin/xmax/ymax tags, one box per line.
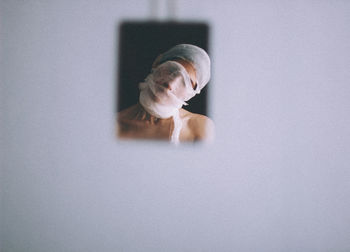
<box><xmin>117</xmin><ymin>104</ymin><xmax>139</xmax><ymax>121</ymax></box>
<box><xmin>180</xmin><ymin>109</ymin><xmax>215</xmax><ymax>141</ymax></box>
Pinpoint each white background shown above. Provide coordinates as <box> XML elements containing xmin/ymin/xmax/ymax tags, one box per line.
<box><xmin>1</xmin><ymin>0</ymin><xmax>350</xmax><ymax>251</ymax></box>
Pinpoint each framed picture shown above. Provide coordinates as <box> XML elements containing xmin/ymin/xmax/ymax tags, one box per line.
<box><xmin>116</xmin><ymin>21</ymin><xmax>213</xmax><ymax>143</ymax></box>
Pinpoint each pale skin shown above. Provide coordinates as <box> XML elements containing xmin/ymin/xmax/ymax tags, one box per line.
<box><xmin>117</xmin><ymin>57</ymin><xmax>214</xmax><ymax>143</ymax></box>
<box><xmin>117</xmin><ymin>103</ymin><xmax>214</xmax><ymax>142</ymax></box>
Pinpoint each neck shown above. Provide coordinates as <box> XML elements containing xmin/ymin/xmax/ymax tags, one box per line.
<box><xmin>133</xmin><ymin>103</ymin><xmax>165</xmax><ymax>124</ymax></box>
<box><xmin>134</xmin><ymin>103</ymin><xmax>181</xmax><ymax>144</ymax></box>
<box><xmin>138</xmin><ymin>77</ymin><xmax>184</xmax><ymax>145</ymax></box>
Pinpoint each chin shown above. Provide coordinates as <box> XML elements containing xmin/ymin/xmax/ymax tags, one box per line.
<box><xmin>156</xmin><ymin>98</ymin><xmax>173</xmax><ymax>106</ymax></box>
<box><xmin>152</xmin><ymin>89</ymin><xmax>184</xmax><ymax>107</ymax></box>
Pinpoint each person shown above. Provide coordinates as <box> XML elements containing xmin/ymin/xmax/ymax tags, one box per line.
<box><xmin>117</xmin><ymin>44</ymin><xmax>214</xmax><ymax>144</ymax></box>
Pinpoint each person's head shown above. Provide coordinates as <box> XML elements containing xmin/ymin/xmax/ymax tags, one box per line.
<box><xmin>148</xmin><ymin>44</ymin><xmax>211</xmax><ymax>106</ymax></box>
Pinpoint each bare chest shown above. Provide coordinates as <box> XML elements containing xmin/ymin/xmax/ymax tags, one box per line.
<box><xmin>118</xmin><ymin>118</ymin><xmax>195</xmax><ymax>141</ymax></box>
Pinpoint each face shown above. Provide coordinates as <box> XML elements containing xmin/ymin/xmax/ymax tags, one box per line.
<box><xmin>148</xmin><ymin>62</ymin><xmax>194</xmax><ymax>106</ymax></box>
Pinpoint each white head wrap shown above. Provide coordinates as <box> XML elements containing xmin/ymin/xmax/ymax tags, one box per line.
<box><xmin>155</xmin><ymin>44</ymin><xmax>211</xmax><ymax>91</ymax></box>
<box><xmin>139</xmin><ymin>44</ymin><xmax>211</xmax><ymax>144</ymax></box>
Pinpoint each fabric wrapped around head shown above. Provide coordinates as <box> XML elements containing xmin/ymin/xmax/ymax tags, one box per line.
<box><xmin>139</xmin><ymin>61</ymin><xmax>191</xmax><ymax>118</ymax></box>
<box><xmin>153</xmin><ymin>44</ymin><xmax>211</xmax><ymax>92</ymax></box>
<box><xmin>139</xmin><ymin>44</ymin><xmax>211</xmax><ymax>145</ymax></box>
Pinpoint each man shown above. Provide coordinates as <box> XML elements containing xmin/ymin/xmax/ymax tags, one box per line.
<box><xmin>117</xmin><ymin>44</ymin><xmax>214</xmax><ymax>144</ymax></box>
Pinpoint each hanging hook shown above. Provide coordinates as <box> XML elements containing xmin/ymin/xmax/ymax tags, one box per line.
<box><xmin>149</xmin><ymin>0</ymin><xmax>177</xmax><ymax>20</ymax></box>
<box><xmin>149</xmin><ymin>0</ymin><xmax>159</xmax><ymax>20</ymax></box>
<box><xmin>167</xmin><ymin>0</ymin><xmax>177</xmax><ymax>20</ymax></box>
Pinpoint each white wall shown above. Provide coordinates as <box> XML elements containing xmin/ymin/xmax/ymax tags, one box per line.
<box><xmin>1</xmin><ymin>0</ymin><xmax>350</xmax><ymax>251</ymax></box>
